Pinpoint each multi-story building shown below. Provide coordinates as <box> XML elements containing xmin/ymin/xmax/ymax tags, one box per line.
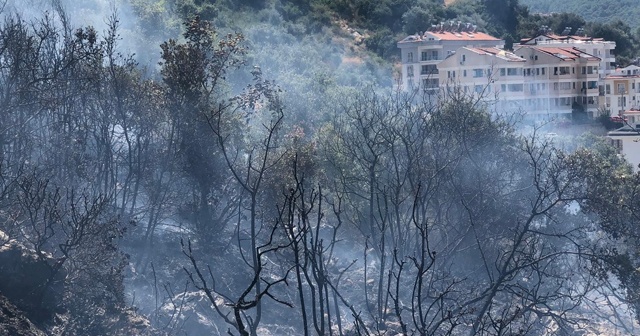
<box><xmin>608</xmin><ymin>125</ymin><xmax>640</xmax><ymax>171</ymax></box>
<box><xmin>437</xmin><ymin>45</ymin><xmax>601</xmax><ymax>118</ymax></box>
<box><xmin>514</xmin><ymin>46</ymin><xmax>601</xmax><ymax>117</ymax></box>
<box><xmin>602</xmin><ymin>65</ymin><xmax>640</xmax><ymax>116</ymax></box>
<box><xmin>397</xmin><ymin>24</ymin><xmax>504</xmax><ymax>91</ymax></box>
<box><xmin>398</xmin><ymin>26</ymin><xmax>619</xmax><ymax>119</ymax></box>
<box><xmin>517</xmin><ymin>30</ymin><xmax>616</xmax><ymax>79</ymax></box>
<box><xmin>436</xmin><ymin>46</ymin><xmax>525</xmax><ymax>106</ymax></box>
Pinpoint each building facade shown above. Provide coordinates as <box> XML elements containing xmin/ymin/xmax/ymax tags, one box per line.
<box><xmin>603</xmin><ymin>65</ymin><xmax>640</xmax><ymax>116</ymax></box>
<box><xmin>514</xmin><ymin>46</ymin><xmax>601</xmax><ymax>117</ymax></box>
<box><xmin>398</xmin><ymin>28</ymin><xmax>620</xmax><ymax>120</ymax></box>
<box><xmin>436</xmin><ymin>47</ymin><xmax>524</xmax><ymax>107</ymax></box>
<box><xmin>608</xmin><ymin>126</ymin><xmax>640</xmax><ymax>171</ymax></box>
<box><xmin>397</xmin><ymin>25</ymin><xmax>504</xmax><ymax>92</ymax></box>
<box><xmin>436</xmin><ymin>45</ymin><xmax>601</xmax><ymax>118</ymax></box>
<box><xmin>517</xmin><ymin>31</ymin><xmax>616</xmax><ymax>79</ymax></box>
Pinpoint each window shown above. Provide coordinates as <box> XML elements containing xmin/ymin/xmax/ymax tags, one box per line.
<box><xmin>500</xmin><ymin>68</ymin><xmax>506</xmax><ymax>76</ymax></box>
<box><xmin>618</xmin><ymin>96</ymin><xmax>627</xmax><ymax>107</ymax></box>
<box><xmin>421</xmin><ymin>50</ymin><xmax>439</xmax><ymax>61</ymax></box>
<box><xmin>611</xmin><ymin>139</ymin><xmax>622</xmax><ymax>153</ymax></box>
<box><xmin>463</xmin><ymin>70</ymin><xmax>467</xmax><ymax>77</ymax></box>
<box><xmin>542</xmin><ymin>68</ymin><xmax>545</xmax><ymax>75</ymax></box>
<box><xmin>422</xmin><ymin>78</ymin><xmax>438</xmax><ymax>90</ymax></box>
<box><xmin>407</xmin><ymin>65</ymin><xmax>414</xmax><ymax>77</ymax></box>
<box><xmin>536</xmin><ymin>68</ymin><xmax>540</xmax><ymax>76</ymax></box>
<box><xmin>559</xmin><ymin>82</ymin><xmax>571</xmax><ymax>90</ymax></box>
<box><xmin>507</xmin><ymin>68</ymin><xmax>520</xmax><ymax>76</ymax></box>
<box><xmin>407</xmin><ymin>52</ymin><xmax>413</xmax><ymax>63</ymax></box>
<box><xmin>473</xmin><ymin>69</ymin><xmax>483</xmax><ymax>78</ymax></box>
<box><xmin>581</xmin><ymin>67</ymin><xmax>586</xmax><ymax>75</ymax></box>
<box><xmin>501</xmin><ymin>84</ymin><xmax>506</xmax><ymax>92</ymax></box>
<box><xmin>462</xmin><ymin>54</ymin><xmax>466</xmax><ymax>62</ymax></box>
<box><xmin>474</xmin><ymin>85</ymin><xmax>483</xmax><ymax>94</ymax></box>
<box><xmin>618</xmin><ymin>83</ymin><xmax>626</xmax><ymax>94</ymax></box>
<box><xmin>508</xmin><ymin>84</ymin><xmax>524</xmax><ymax>92</ymax></box>
<box><xmin>588</xmin><ymin>81</ymin><xmax>597</xmax><ymax>89</ymax></box>
<box><xmin>554</xmin><ymin>67</ymin><xmax>570</xmax><ymax>75</ymax></box>
<box><xmin>606</xmin><ymin>84</ymin><xmax>611</xmax><ymax>95</ymax></box>
<box><xmin>421</xmin><ymin>65</ymin><xmax>437</xmax><ymax>75</ymax></box>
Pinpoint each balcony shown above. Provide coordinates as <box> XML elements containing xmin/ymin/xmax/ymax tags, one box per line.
<box><xmin>420</xmin><ymin>66</ymin><xmax>439</xmax><ymax>76</ymax></box>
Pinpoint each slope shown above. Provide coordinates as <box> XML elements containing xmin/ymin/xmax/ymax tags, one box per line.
<box><xmin>520</xmin><ymin>0</ymin><xmax>640</xmax><ymax>30</ymax></box>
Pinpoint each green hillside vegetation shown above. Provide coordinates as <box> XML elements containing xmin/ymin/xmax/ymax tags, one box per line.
<box><xmin>521</xmin><ymin>0</ymin><xmax>640</xmax><ymax>31</ymax></box>
<box><xmin>129</xmin><ymin>0</ymin><xmax>640</xmax><ymax>66</ymax></box>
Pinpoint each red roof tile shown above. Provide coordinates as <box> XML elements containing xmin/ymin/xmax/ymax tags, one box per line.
<box><xmin>520</xmin><ymin>46</ymin><xmax>600</xmax><ymax>61</ymax></box>
<box><xmin>465</xmin><ymin>47</ymin><xmax>525</xmax><ymax>61</ymax></box>
<box><xmin>425</xmin><ymin>31</ymin><xmax>500</xmax><ymax>41</ymax></box>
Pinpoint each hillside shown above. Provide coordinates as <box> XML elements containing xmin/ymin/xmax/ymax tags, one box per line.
<box><xmin>521</xmin><ymin>0</ymin><xmax>640</xmax><ymax>30</ymax></box>
<box><xmin>2</xmin><ymin>1</ymin><xmax>640</xmax><ymax>335</ymax></box>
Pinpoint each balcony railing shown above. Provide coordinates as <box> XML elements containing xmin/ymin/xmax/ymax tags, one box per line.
<box><xmin>420</xmin><ymin>69</ymin><xmax>439</xmax><ymax>75</ymax></box>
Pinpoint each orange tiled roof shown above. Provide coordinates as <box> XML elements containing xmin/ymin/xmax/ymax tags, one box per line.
<box><xmin>520</xmin><ymin>34</ymin><xmax>605</xmax><ymax>44</ymax></box>
<box><xmin>465</xmin><ymin>47</ymin><xmax>525</xmax><ymax>62</ymax></box>
<box><xmin>527</xmin><ymin>46</ymin><xmax>600</xmax><ymax>61</ymax></box>
<box><xmin>425</xmin><ymin>31</ymin><xmax>501</xmax><ymax>41</ymax></box>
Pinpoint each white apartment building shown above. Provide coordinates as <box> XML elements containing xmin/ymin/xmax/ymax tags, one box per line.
<box><xmin>517</xmin><ymin>31</ymin><xmax>616</xmax><ymax>79</ymax></box>
<box><xmin>397</xmin><ymin>25</ymin><xmax>504</xmax><ymax>91</ymax></box>
<box><xmin>437</xmin><ymin>47</ymin><xmax>525</xmax><ymax>106</ymax></box>
<box><xmin>603</xmin><ymin>65</ymin><xmax>640</xmax><ymax>116</ymax></box>
<box><xmin>608</xmin><ymin>126</ymin><xmax>640</xmax><ymax>171</ymax></box>
<box><xmin>437</xmin><ymin>45</ymin><xmax>601</xmax><ymax>118</ymax></box>
<box><xmin>514</xmin><ymin>46</ymin><xmax>601</xmax><ymax>117</ymax></box>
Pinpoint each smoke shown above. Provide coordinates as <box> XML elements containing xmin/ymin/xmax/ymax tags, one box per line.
<box><xmin>1</xmin><ymin>0</ymin><xmax>170</xmax><ymax>67</ymax></box>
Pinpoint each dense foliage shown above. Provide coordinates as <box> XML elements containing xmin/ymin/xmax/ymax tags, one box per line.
<box><xmin>127</xmin><ymin>0</ymin><xmax>640</xmax><ymax>65</ymax></box>
<box><xmin>521</xmin><ymin>0</ymin><xmax>640</xmax><ymax>31</ymax></box>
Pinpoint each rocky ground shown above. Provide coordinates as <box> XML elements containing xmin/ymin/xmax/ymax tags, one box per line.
<box><xmin>0</xmin><ymin>293</ymin><xmax>47</xmax><ymax>336</ymax></box>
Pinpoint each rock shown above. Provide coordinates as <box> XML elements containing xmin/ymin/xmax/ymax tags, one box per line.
<box><xmin>0</xmin><ymin>292</ymin><xmax>47</xmax><ymax>336</ymax></box>
<box><xmin>0</xmin><ymin>234</ymin><xmax>66</xmax><ymax>322</ymax></box>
